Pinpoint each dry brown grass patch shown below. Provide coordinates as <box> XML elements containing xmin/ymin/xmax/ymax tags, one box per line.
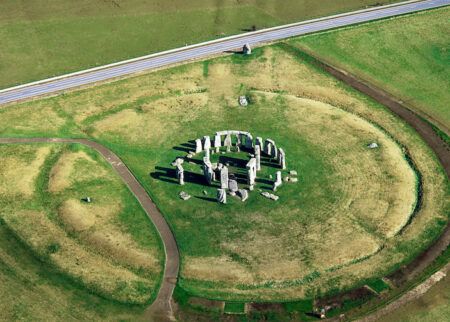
<box><xmin>0</xmin><ymin>145</ymin><xmax>51</xmax><ymax>197</ymax></box>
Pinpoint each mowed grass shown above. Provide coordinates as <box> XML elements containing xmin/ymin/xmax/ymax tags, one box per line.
<box><xmin>1</xmin><ymin>44</ymin><xmax>447</xmax><ymax>303</ymax></box>
<box><xmin>0</xmin><ymin>143</ymin><xmax>163</xmax><ymax>319</ymax></box>
<box><xmin>0</xmin><ymin>0</ymin><xmax>400</xmax><ymax>89</ymax></box>
<box><xmin>294</xmin><ymin>7</ymin><xmax>450</xmax><ymax>131</ymax></box>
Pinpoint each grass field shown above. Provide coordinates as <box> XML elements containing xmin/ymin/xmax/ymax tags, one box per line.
<box><xmin>378</xmin><ymin>264</ymin><xmax>450</xmax><ymax>322</ymax></box>
<box><xmin>0</xmin><ymin>42</ymin><xmax>447</xmax><ymax>306</ymax></box>
<box><xmin>0</xmin><ymin>0</ymin><xmax>401</xmax><ymax>89</ymax></box>
<box><xmin>294</xmin><ymin>7</ymin><xmax>450</xmax><ymax>131</ymax></box>
<box><xmin>0</xmin><ymin>143</ymin><xmax>163</xmax><ymax>319</ymax></box>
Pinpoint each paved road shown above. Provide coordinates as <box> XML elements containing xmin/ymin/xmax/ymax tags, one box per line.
<box><xmin>0</xmin><ymin>0</ymin><xmax>448</xmax><ymax>106</ymax></box>
<box><xmin>0</xmin><ymin>138</ymin><xmax>178</xmax><ymax>321</ymax></box>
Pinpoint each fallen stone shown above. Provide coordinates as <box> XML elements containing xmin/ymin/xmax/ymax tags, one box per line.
<box><xmin>261</xmin><ymin>192</ymin><xmax>279</xmax><ymax>201</ymax></box>
<box><xmin>239</xmin><ymin>189</ymin><xmax>248</xmax><ymax>202</ymax></box>
<box><xmin>289</xmin><ymin>170</ymin><xmax>297</xmax><ymax>176</ymax></box>
<box><xmin>179</xmin><ymin>191</ymin><xmax>191</xmax><ymax>201</ymax></box>
<box><xmin>290</xmin><ymin>177</ymin><xmax>298</xmax><ymax>183</ymax></box>
<box><xmin>239</xmin><ymin>96</ymin><xmax>248</xmax><ymax>107</ymax></box>
<box><xmin>368</xmin><ymin>142</ymin><xmax>379</xmax><ymax>149</ymax></box>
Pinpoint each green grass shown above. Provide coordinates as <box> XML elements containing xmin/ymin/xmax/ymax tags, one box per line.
<box><xmin>0</xmin><ymin>0</ymin><xmax>400</xmax><ymax>89</ymax></box>
<box><xmin>0</xmin><ymin>143</ymin><xmax>163</xmax><ymax>319</ymax></box>
<box><xmin>224</xmin><ymin>302</ymin><xmax>246</xmax><ymax>314</ymax></box>
<box><xmin>366</xmin><ymin>279</ymin><xmax>390</xmax><ymax>293</ymax></box>
<box><xmin>0</xmin><ymin>36</ymin><xmax>448</xmax><ymax>315</ymax></box>
<box><xmin>294</xmin><ymin>7</ymin><xmax>450</xmax><ymax>131</ymax></box>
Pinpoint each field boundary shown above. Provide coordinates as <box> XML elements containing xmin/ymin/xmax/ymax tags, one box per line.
<box><xmin>0</xmin><ymin>138</ymin><xmax>179</xmax><ymax>322</ymax></box>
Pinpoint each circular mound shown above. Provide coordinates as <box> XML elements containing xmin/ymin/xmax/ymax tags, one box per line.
<box><xmin>150</xmin><ymin>92</ymin><xmax>418</xmax><ymax>300</ymax></box>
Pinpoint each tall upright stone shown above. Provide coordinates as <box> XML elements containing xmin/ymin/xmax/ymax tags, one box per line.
<box><xmin>176</xmin><ymin>164</ymin><xmax>185</xmax><ymax>185</ymax></box>
<box><xmin>235</xmin><ymin>134</ymin><xmax>241</xmax><ymax>152</ymax></box>
<box><xmin>255</xmin><ymin>145</ymin><xmax>261</xmax><ymax>171</ymax></box>
<box><xmin>245</xmin><ymin>133</ymin><xmax>254</xmax><ymax>150</ymax></box>
<box><xmin>224</xmin><ymin>133</ymin><xmax>232</xmax><ymax>152</ymax></box>
<box><xmin>214</xmin><ymin>134</ymin><xmax>221</xmax><ymax>153</ymax></box>
<box><xmin>195</xmin><ymin>139</ymin><xmax>202</xmax><ymax>154</ymax></box>
<box><xmin>273</xmin><ymin>171</ymin><xmax>282</xmax><ymax>191</ymax></box>
<box><xmin>246</xmin><ymin>158</ymin><xmax>257</xmax><ymax>187</ymax></box>
<box><xmin>255</xmin><ymin>137</ymin><xmax>263</xmax><ymax>151</ymax></box>
<box><xmin>203</xmin><ymin>136</ymin><xmax>211</xmax><ymax>151</ymax></box>
<box><xmin>217</xmin><ymin>189</ymin><xmax>227</xmax><ymax>204</ymax></box>
<box><xmin>202</xmin><ymin>160</ymin><xmax>214</xmax><ymax>185</ymax></box>
<box><xmin>220</xmin><ymin>166</ymin><xmax>229</xmax><ymax>189</ymax></box>
<box><xmin>264</xmin><ymin>139</ymin><xmax>277</xmax><ymax>158</ymax></box>
<box><xmin>278</xmin><ymin>148</ymin><xmax>286</xmax><ymax>170</ymax></box>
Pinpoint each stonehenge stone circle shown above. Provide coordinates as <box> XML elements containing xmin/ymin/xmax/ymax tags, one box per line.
<box><xmin>171</xmin><ymin>130</ymin><xmax>292</xmax><ymax>204</ymax></box>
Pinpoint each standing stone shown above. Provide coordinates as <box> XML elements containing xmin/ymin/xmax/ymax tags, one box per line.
<box><xmin>203</xmin><ymin>136</ymin><xmax>211</xmax><ymax>150</ymax></box>
<box><xmin>217</xmin><ymin>189</ymin><xmax>227</xmax><ymax>204</ymax></box>
<box><xmin>278</xmin><ymin>148</ymin><xmax>286</xmax><ymax>169</ymax></box>
<box><xmin>228</xmin><ymin>179</ymin><xmax>239</xmax><ymax>195</ymax></box>
<box><xmin>265</xmin><ymin>139</ymin><xmax>277</xmax><ymax>158</ymax></box>
<box><xmin>255</xmin><ymin>137</ymin><xmax>263</xmax><ymax>151</ymax></box>
<box><xmin>243</xmin><ymin>43</ymin><xmax>252</xmax><ymax>55</ymax></box>
<box><xmin>235</xmin><ymin>134</ymin><xmax>241</xmax><ymax>152</ymax></box>
<box><xmin>203</xmin><ymin>161</ymin><xmax>214</xmax><ymax>185</ymax></box>
<box><xmin>273</xmin><ymin>171</ymin><xmax>282</xmax><ymax>191</ymax></box>
<box><xmin>224</xmin><ymin>133</ymin><xmax>232</xmax><ymax>152</ymax></box>
<box><xmin>214</xmin><ymin>134</ymin><xmax>221</xmax><ymax>153</ymax></box>
<box><xmin>264</xmin><ymin>139</ymin><xmax>272</xmax><ymax>156</ymax></box>
<box><xmin>246</xmin><ymin>158</ymin><xmax>257</xmax><ymax>187</ymax></box>
<box><xmin>245</xmin><ymin>133</ymin><xmax>254</xmax><ymax>150</ymax></box>
<box><xmin>176</xmin><ymin>164</ymin><xmax>185</xmax><ymax>185</ymax></box>
<box><xmin>238</xmin><ymin>189</ymin><xmax>248</xmax><ymax>202</ymax></box>
<box><xmin>220</xmin><ymin>166</ymin><xmax>229</xmax><ymax>189</ymax></box>
<box><xmin>205</xmin><ymin>148</ymin><xmax>210</xmax><ymax>161</ymax></box>
<box><xmin>255</xmin><ymin>145</ymin><xmax>261</xmax><ymax>171</ymax></box>
<box><xmin>195</xmin><ymin>139</ymin><xmax>202</xmax><ymax>154</ymax></box>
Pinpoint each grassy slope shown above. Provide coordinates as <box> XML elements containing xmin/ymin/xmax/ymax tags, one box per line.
<box><xmin>0</xmin><ymin>143</ymin><xmax>163</xmax><ymax>319</ymax></box>
<box><xmin>0</xmin><ymin>0</ymin><xmax>399</xmax><ymax>89</ymax></box>
<box><xmin>294</xmin><ymin>7</ymin><xmax>450</xmax><ymax>131</ymax></box>
<box><xmin>0</xmin><ymin>43</ymin><xmax>447</xmax><ymax>303</ymax></box>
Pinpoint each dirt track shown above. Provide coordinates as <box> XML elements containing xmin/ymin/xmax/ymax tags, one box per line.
<box><xmin>0</xmin><ymin>137</ymin><xmax>178</xmax><ymax>322</ymax></box>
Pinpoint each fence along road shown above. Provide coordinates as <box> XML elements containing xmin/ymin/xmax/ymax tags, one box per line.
<box><xmin>0</xmin><ymin>0</ymin><xmax>448</xmax><ymax>105</ymax></box>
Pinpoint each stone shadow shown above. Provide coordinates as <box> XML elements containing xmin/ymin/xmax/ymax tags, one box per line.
<box><xmin>194</xmin><ymin>196</ymin><xmax>217</xmax><ymax>203</ymax></box>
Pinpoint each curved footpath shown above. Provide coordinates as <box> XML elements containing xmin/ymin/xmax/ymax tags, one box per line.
<box><xmin>0</xmin><ymin>137</ymin><xmax>178</xmax><ymax>322</ymax></box>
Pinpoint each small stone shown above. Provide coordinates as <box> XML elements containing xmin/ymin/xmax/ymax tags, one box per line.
<box><xmin>171</xmin><ymin>158</ymin><xmax>184</xmax><ymax>166</ymax></box>
<box><xmin>229</xmin><ymin>191</ymin><xmax>236</xmax><ymax>196</ymax></box>
<box><xmin>186</xmin><ymin>153</ymin><xmax>194</xmax><ymax>159</ymax></box>
<box><xmin>239</xmin><ymin>95</ymin><xmax>248</xmax><ymax>107</ymax></box>
<box><xmin>368</xmin><ymin>142</ymin><xmax>379</xmax><ymax>149</ymax></box>
<box><xmin>290</xmin><ymin>177</ymin><xmax>298</xmax><ymax>183</ymax></box>
<box><xmin>179</xmin><ymin>191</ymin><xmax>191</xmax><ymax>200</ymax></box>
<box><xmin>289</xmin><ymin>170</ymin><xmax>297</xmax><ymax>176</ymax></box>
<box><xmin>249</xmin><ymin>185</ymin><xmax>255</xmax><ymax>191</ymax></box>
<box><xmin>269</xmin><ymin>174</ymin><xmax>273</xmax><ymax>179</ymax></box>
<box><xmin>261</xmin><ymin>191</ymin><xmax>279</xmax><ymax>201</ymax></box>
<box><xmin>221</xmin><ymin>152</ymin><xmax>226</xmax><ymax>155</ymax></box>
<box><xmin>203</xmin><ymin>190</ymin><xmax>208</xmax><ymax>195</ymax></box>
<box><xmin>248</xmin><ymin>154</ymin><xmax>255</xmax><ymax>158</ymax></box>
<box><xmin>82</xmin><ymin>197</ymin><xmax>91</xmax><ymax>203</ymax></box>
<box><xmin>284</xmin><ymin>176</ymin><xmax>290</xmax><ymax>182</ymax></box>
